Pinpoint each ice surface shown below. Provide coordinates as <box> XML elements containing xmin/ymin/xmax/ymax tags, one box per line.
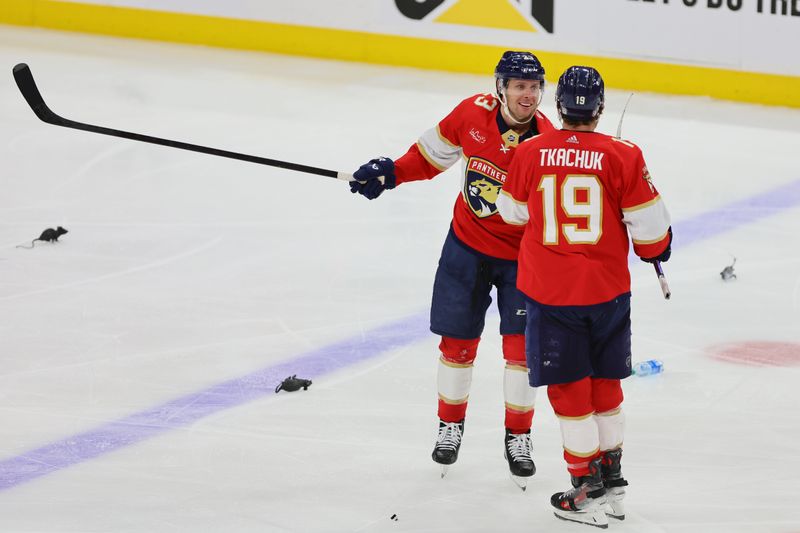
<box><xmin>1</xmin><ymin>25</ymin><xmax>799</xmax><ymax>532</ymax></box>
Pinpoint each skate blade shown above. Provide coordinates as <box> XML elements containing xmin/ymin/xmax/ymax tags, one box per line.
<box><xmin>440</xmin><ymin>465</ymin><xmax>449</xmax><ymax>479</ymax></box>
<box><xmin>510</xmin><ymin>474</ymin><xmax>528</xmax><ymax>491</ymax></box>
<box><xmin>553</xmin><ymin>508</ymin><xmax>609</xmax><ymax>529</ymax></box>
<box><xmin>604</xmin><ymin>501</ymin><xmax>625</xmax><ymax>521</ymax></box>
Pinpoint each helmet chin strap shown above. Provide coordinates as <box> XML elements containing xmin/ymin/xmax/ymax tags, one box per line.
<box><xmin>497</xmin><ymin>81</ymin><xmax>540</xmax><ymax>127</ymax></box>
<box><xmin>501</xmin><ymin>99</ymin><xmax>531</xmax><ymax>126</ymax></box>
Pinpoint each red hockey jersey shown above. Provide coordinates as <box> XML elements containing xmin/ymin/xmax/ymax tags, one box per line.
<box><xmin>394</xmin><ymin>93</ymin><xmax>554</xmax><ymax>260</ymax></box>
<box><xmin>497</xmin><ymin>129</ymin><xmax>671</xmax><ymax>306</ymax></box>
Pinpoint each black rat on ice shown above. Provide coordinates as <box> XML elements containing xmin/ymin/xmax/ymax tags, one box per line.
<box><xmin>16</xmin><ymin>226</ymin><xmax>68</xmax><ymax>249</ymax></box>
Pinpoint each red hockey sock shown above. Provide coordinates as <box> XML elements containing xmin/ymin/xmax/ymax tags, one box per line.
<box><xmin>438</xmin><ymin>398</ymin><xmax>468</xmax><ymax>423</ymax></box>
<box><xmin>504</xmin><ymin>407</ymin><xmax>534</xmax><ymax>434</ymax></box>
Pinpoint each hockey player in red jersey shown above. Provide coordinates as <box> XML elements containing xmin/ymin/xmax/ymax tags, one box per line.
<box><xmin>350</xmin><ymin>51</ymin><xmax>554</xmax><ymax>488</ymax></box>
<box><xmin>497</xmin><ymin>66</ymin><xmax>671</xmax><ymax>527</ymax></box>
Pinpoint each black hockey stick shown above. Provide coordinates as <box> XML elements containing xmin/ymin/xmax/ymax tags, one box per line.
<box><xmin>615</xmin><ymin>93</ymin><xmax>671</xmax><ymax>300</ymax></box>
<box><xmin>12</xmin><ymin>63</ymin><xmax>357</xmax><ymax>182</ymax></box>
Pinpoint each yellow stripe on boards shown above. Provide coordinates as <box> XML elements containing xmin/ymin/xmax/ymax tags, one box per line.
<box><xmin>1</xmin><ymin>1</ymin><xmax>798</xmax><ymax>108</ymax></box>
<box><xmin>435</xmin><ymin>0</ymin><xmax>536</xmax><ymax>32</ymax></box>
<box><xmin>1</xmin><ymin>0</ymin><xmax>35</xmax><ymax>24</ymax></box>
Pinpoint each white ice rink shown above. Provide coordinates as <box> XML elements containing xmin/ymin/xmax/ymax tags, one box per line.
<box><xmin>1</xmin><ymin>25</ymin><xmax>799</xmax><ymax>533</ymax></box>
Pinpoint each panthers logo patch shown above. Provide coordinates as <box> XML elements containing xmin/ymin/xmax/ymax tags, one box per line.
<box><xmin>463</xmin><ymin>157</ymin><xmax>506</xmax><ymax>218</ymax></box>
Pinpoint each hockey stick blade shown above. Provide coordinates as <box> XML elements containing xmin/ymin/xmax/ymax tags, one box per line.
<box><xmin>12</xmin><ymin>63</ymin><xmax>354</xmax><ymax>181</ymax></box>
<box><xmin>13</xmin><ymin>63</ymin><xmax>63</xmax><ymax>126</ymax></box>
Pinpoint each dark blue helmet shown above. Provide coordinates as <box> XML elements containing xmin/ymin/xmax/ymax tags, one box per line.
<box><xmin>494</xmin><ymin>51</ymin><xmax>545</xmax><ymax>84</ymax></box>
<box><xmin>555</xmin><ymin>66</ymin><xmax>605</xmax><ymax>121</ymax></box>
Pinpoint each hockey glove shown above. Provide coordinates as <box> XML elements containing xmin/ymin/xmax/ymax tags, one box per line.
<box><xmin>640</xmin><ymin>227</ymin><xmax>672</xmax><ymax>264</ymax></box>
<box><xmin>350</xmin><ymin>157</ymin><xmax>397</xmax><ymax>200</ymax></box>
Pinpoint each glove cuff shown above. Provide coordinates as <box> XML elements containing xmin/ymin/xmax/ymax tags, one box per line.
<box><xmin>384</xmin><ymin>172</ymin><xmax>397</xmax><ymax>190</ymax></box>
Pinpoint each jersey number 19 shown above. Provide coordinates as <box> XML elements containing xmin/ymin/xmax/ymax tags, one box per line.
<box><xmin>537</xmin><ymin>175</ymin><xmax>603</xmax><ymax>245</ymax></box>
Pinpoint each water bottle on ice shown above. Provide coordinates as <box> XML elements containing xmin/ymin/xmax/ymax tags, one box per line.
<box><xmin>632</xmin><ymin>359</ymin><xmax>663</xmax><ymax>376</ymax></box>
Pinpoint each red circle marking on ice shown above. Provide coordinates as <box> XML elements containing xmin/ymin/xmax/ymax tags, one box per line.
<box><xmin>709</xmin><ymin>341</ymin><xmax>800</xmax><ymax>367</ymax></box>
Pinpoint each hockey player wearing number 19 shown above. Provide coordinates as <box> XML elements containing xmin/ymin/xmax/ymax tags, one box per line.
<box><xmin>350</xmin><ymin>51</ymin><xmax>555</xmax><ymax>490</ymax></box>
<box><xmin>497</xmin><ymin>66</ymin><xmax>672</xmax><ymax>528</ymax></box>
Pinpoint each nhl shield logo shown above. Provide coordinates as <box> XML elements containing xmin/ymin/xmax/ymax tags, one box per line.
<box><xmin>464</xmin><ymin>157</ymin><xmax>506</xmax><ymax>218</ymax></box>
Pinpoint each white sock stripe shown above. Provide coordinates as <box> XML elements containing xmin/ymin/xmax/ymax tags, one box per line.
<box><xmin>437</xmin><ymin>358</ymin><xmax>473</xmax><ymax>401</ymax></box>
<box><xmin>595</xmin><ymin>408</ymin><xmax>625</xmax><ymax>452</ymax></box>
<box><xmin>559</xmin><ymin>416</ymin><xmax>600</xmax><ymax>457</ymax></box>
<box><xmin>503</xmin><ymin>366</ymin><xmax>537</xmax><ymax>408</ymax></box>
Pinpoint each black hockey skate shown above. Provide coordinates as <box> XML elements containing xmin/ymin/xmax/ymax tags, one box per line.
<box><xmin>551</xmin><ymin>458</ymin><xmax>609</xmax><ymax>529</ymax></box>
<box><xmin>504</xmin><ymin>429</ymin><xmax>535</xmax><ymax>490</ymax></box>
<box><xmin>432</xmin><ymin>419</ymin><xmax>464</xmax><ymax>478</ymax></box>
<box><xmin>601</xmin><ymin>449</ymin><xmax>629</xmax><ymax>520</ymax></box>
